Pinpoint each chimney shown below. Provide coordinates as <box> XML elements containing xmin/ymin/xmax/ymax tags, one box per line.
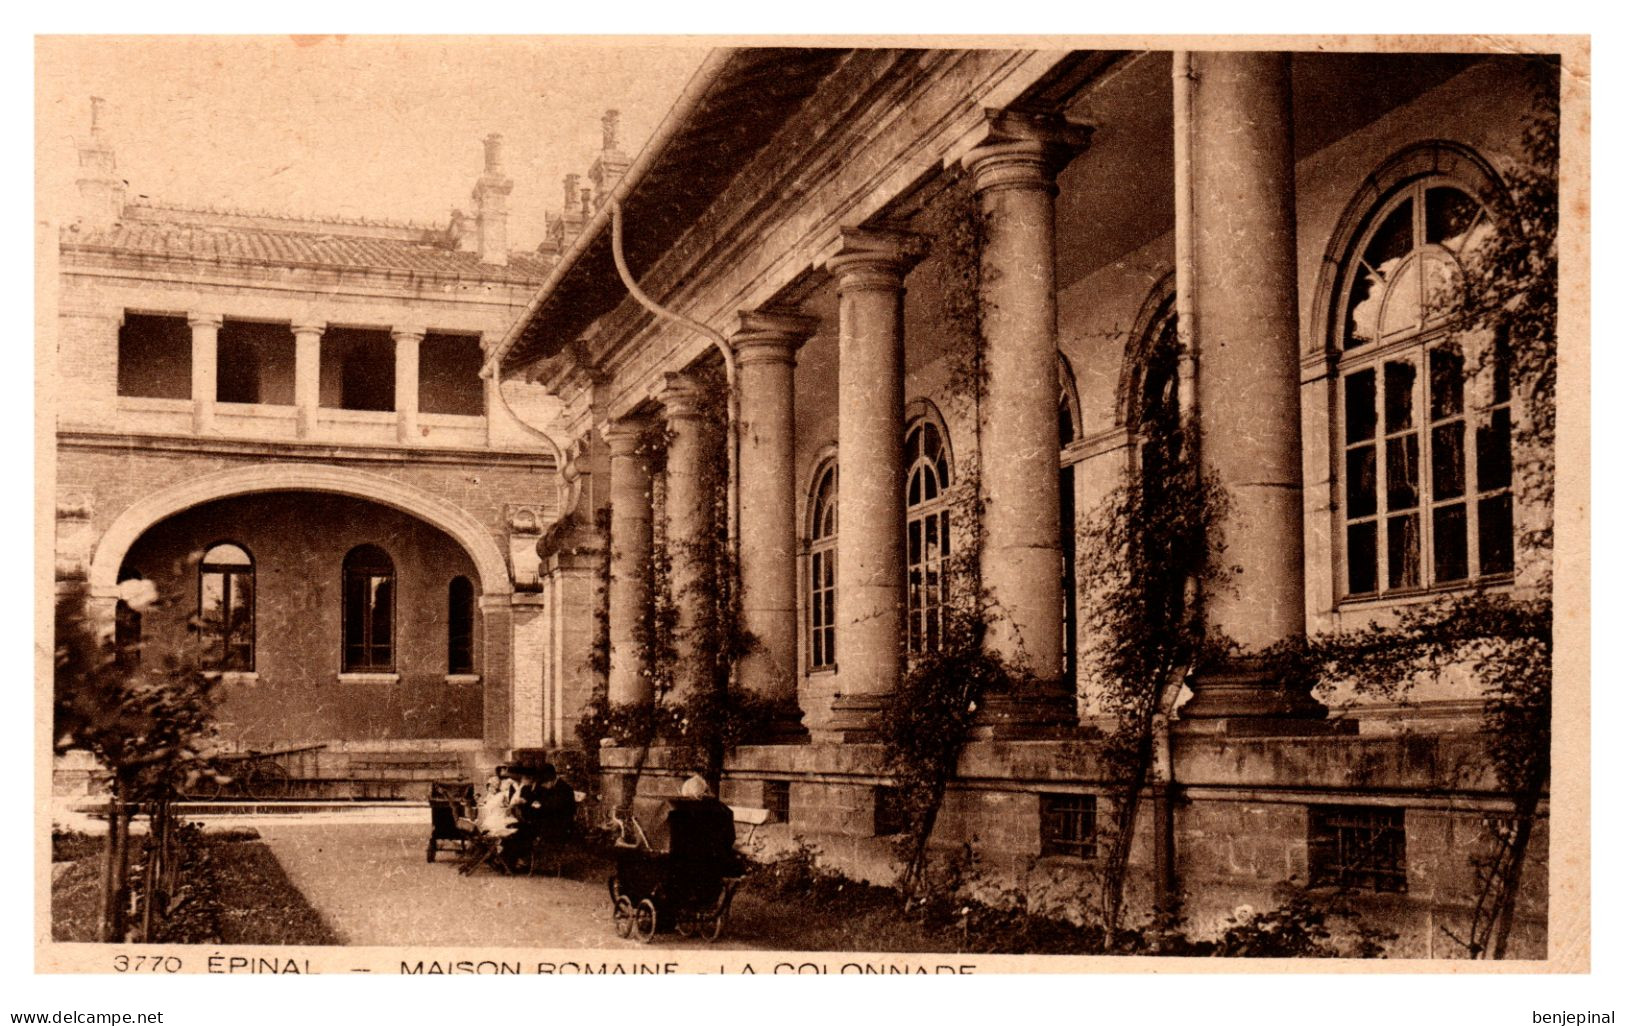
<box><xmin>589</xmin><ymin>109</ymin><xmax>631</xmax><ymax>210</ymax></box>
<box><xmin>472</xmin><ymin>133</ymin><xmax>513</xmax><ymax>266</ymax></box>
<box><xmin>75</xmin><ymin>97</ymin><xmax>127</xmax><ymax>228</ymax></box>
<box><xmin>555</xmin><ymin>174</ymin><xmax>588</xmax><ymax>251</ymax></box>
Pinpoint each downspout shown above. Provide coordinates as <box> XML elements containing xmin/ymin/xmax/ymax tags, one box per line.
<box><xmin>1154</xmin><ymin>49</ymin><xmax>1202</xmax><ymax>915</ymax></box>
<box><xmin>1173</xmin><ymin>51</ymin><xmax>1200</xmax><ymax>441</ymax></box>
<box><xmin>609</xmin><ymin>199</ymin><xmax>740</xmax><ymax>555</ymax></box>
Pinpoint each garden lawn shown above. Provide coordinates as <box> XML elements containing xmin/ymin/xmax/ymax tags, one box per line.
<box><xmin>51</xmin><ymin>829</ymin><xmax>338</xmax><ymax>945</ymax></box>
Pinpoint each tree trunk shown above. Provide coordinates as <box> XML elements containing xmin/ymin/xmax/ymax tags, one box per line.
<box><xmin>98</xmin><ymin>775</ymin><xmax>131</xmax><ymax>942</ymax></box>
<box><xmin>1490</xmin><ymin>779</ymin><xmax>1544</xmax><ymax>959</ymax></box>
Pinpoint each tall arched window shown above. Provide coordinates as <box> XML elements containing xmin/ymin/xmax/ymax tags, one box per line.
<box><xmin>905</xmin><ymin>413</ymin><xmax>952</xmax><ymax>655</ymax></box>
<box><xmin>1058</xmin><ymin>356</ymin><xmax>1081</xmax><ymax>685</ymax></box>
<box><xmin>807</xmin><ymin>461</ymin><xmax>838</xmax><ymax>670</ymax></box>
<box><xmin>1333</xmin><ymin>172</ymin><xmax>1510</xmax><ymax>597</ymax></box>
<box><xmin>199</xmin><ymin>543</ymin><xmax>255</xmax><ymax>671</ymax></box>
<box><xmin>447</xmin><ymin>576</ymin><xmax>475</xmax><ymax>674</ymax></box>
<box><xmin>343</xmin><ymin>544</ymin><xmax>395</xmax><ymax>672</ymax></box>
<box><xmin>1132</xmin><ymin>295</ymin><xmax>1184</xmax><ymax>481</ymax></box>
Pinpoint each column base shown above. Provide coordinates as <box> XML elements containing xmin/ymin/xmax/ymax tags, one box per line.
<box><xmin>967</xmin><ymin>681</ymin><xmax>1079</xmax><ymax>740</ymax></box>
<box><xmin>823</xmin><ymin>692</ymin><xmax>892</xmax><ymax>742</ymax></box>
<box><xmin>1177</xmin><ymin>662</ymin><xmax>1350</xmax><ymax>737</ymax></box>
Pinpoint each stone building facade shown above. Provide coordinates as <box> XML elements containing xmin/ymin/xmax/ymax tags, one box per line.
<box><xmin>53</xmin><ymin>112</ymin><xmax>586</xmax><ymax>790</ymax></box>
<box><xmin>490</xmin><ymin>48</ymin><xmax>1561</xmax><ymax>955</ymax></box>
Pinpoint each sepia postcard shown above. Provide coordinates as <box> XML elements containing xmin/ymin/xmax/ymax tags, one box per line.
<box><xmin>33</xmin><ymin>33</ymin><xmax>1591</xmax><ymax>986</ymax></box>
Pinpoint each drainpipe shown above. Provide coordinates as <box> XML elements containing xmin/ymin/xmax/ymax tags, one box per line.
<box><xmin>608</xmin><ymin>199</ymin><xmax>741</xmax><ymax>551</ymax></box>
<box><xmin>1172</xmin><ymin>51</ymin><xmax>1200</xmax><ymax>437</ymax></box>
<box><xmin>1155</xmin><ymin>49</ymin><xmax>1202</xmax><ymax>916</ymax></box>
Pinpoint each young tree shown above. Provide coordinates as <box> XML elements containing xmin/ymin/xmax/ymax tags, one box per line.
<box><xmin>54</xmin><ymin>578</ymin><xmax>219</xmax><ymax>941</ymax></box>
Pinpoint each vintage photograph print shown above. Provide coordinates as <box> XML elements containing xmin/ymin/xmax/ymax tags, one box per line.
<box><xmin>36</xmin><ymin>35</ymin><xmax>1589</xmax><ymax>973</ymax></box>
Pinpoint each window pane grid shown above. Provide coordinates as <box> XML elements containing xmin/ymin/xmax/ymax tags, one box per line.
<box><xmin>905</xmin><ymin>421</ymin><xmax>951</xmax><ymax>657</ymax></box>
<box><xmin>1040</xmin><ymin>793</ymin><xmax>1097</xmax><ymax>859</ymax></box>
<box><xmin>199</xmin><ymin>544</ymin><xmax>255</xmax><ymax>671</ymax></box>
<box><xmin>807</xmin><ymin>464</ymin><xmax>838</xmax><ymax>670</ymax></box>
<box><xmin>343</xmin><ymin>545</ymin><xmax>395</xmax><ymax>672</ymax></box>
<box><xmin>1338</xmin><ymin>179</ymin><xmax>1510</xmax><ymax>600</ymax></box>
<box><xmin>1308</xmin><ymin>806</ymin><xmax>1407</xmax><ymax>893</ymax></box>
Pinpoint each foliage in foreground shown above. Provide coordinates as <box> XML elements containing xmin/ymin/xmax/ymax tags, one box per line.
<box><xmin>53</xmin><ymin>829</ymin><xmax>337</xmax><ymax>945</ymax></box>
<box><xmin>736</xmin><ymin>842</ymin><xmax>1390</xmax><ymax>957</ymax></box>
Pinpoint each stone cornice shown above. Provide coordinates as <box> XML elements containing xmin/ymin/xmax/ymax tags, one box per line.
<box><xmin>59</xmin><ymin>249</ymin><xmax>543</xmax><ymax>305</ymax></box>
<box><xmin>585</xmin><ymin>50</ymin><xmax>1065</xmax><ymax>420</ymax></box>
<box><xmin>56</xmin><ymin>429</ymin><xmax>556</xmax><ymax>469</ymax></box>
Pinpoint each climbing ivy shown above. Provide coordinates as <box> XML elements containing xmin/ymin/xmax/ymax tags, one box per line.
<box><xmin>878</xmin><ymin>174</ymin><xmax>1023</xmax><ymax>897</ymax></box>
<box><xmin>577</xmin><ymin>370</ymin><xmax>793</xmax><ymax>802</ymax></box>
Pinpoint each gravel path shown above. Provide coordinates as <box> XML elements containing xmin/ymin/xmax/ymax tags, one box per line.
<box><xmin>255</xmin><ymin>820</ymin><xmax>750</xmax><ymax>951</ymax></box>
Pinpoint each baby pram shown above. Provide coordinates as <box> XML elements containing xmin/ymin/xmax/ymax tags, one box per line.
<box><xmin>607</xmin><ymin>797</ymin><xmax>745</xmax><ymax>943</ymax></box>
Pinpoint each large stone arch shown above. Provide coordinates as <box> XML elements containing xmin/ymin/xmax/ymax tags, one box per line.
<box><xmin>87</xmin><ymin>463</ymin><xmax>512</xmax><ymax>598</ymax></box>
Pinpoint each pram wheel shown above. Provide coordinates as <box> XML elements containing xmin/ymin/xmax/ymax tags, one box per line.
<box><xmin>613</xmin><ymin>895</ymin><xmax>636</xmax><ymax>939</ymax></box>
<box><xmin>632</xmin><ymin>899</ymin><xmax>658</xmax><ymax>943</ymax></box>
<box><xmin>700</xmin><ymin>912</ymin><xmax>725</xmax><ymax>943</ymax></box>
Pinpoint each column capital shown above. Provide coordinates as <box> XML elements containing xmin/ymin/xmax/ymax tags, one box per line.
<box><xmin>186</xmin><ymin>311</ymin><xmax>223</xmax><ymax>330</ymax></box>
<box><xmin>657</xmin><ymin>371</ymin><xmax>711</xmax><ymax>421</ymax></box>
<box><xmin>391</xmin><ymin>325</ymin><xmax>426</xmax><ymax>344</ymax></box>
<box><xmin>826</xmin><ymin>228</ymin><xmax>928</xmax><ymax>293</ymax></box>
<box><xmin>291</xmin><ymin>320</ymin><xmax>326</xmax><ymax>338</ymax></box>
<box><xmin>731</xmin><ymin>308</ymin><xmax>820</xmax><ymax>365</ymax></box>
<box><xmin>962</xmin><ymin>108</ymin><xmax>1092</xmax><ymax>195</ymax></box>
<box><xmin>602</xmin><ymin>417</ymin><xmax>654</xmax><ymax>457</ymax></box>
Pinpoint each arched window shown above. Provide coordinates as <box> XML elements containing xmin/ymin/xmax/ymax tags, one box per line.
<box><xmin>1135</xmin><ymin>296</ymin><xmax>1184</xmax><ymax>482</ymax></box>
<box><xmin>199</xmin><ymin>543</ymin><xmax>255</xmax><ymax>671</ymax></box>
<box><xmin>1058</xmin><ymin>356</ymin><xmax>1081</xmax><ymax>685</ymax></box>
<box><xmin>343</xmin><ymin>544</ymin><xmax>395</xmax><ymax>672</ymax></box>
<box><xmin>1333</xmin><ymin>174</ymin><xmax>1510</xmax><ymax>597</ymax></box>
<box><xmin>905</xmin><ymin>414</ymin><xmax>952</xmax><ymax>655</ymax></box>
<box><xmin>447</xmin><ymin>576</ymin><xmax>475</xmax><ymax>674</ymax></box>
<box><xmin>807</xmin><ymin>461</ymin><xmax>838</xmax><ymax>670</ymax></box>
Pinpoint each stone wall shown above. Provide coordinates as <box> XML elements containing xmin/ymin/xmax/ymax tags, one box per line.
<box><xmin>121</xmin><ymin>491</ymin><xmax>485</xmax><ymax>742</ymax></box>
<box><xmin>55</xmin><ymin>439</ymin><xmax>555</xmax><ymax>586</ymax></box>
<box><xmin>601</xmin><ymin>734</ymin><xmax>1548</xmax><ymax>958</ymax></box>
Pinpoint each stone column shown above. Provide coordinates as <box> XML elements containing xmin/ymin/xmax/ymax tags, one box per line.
<box><xmin>964</xmin><ymin>110</ymin><xmax>1089</xmax><ymax>684</ymax></box>
<box><xmin>392</xmin><ymin>326</ymin><xmax>424</xmax><ymax>444</ymax></box>
<box><xmin>187</xmin><ymin>312</ymin><xmax>221</xmax><ymax>433</ymax></box>
<box><xmin>733</xmin><ymin>310</ymin><xmax>819</xmax><ymax>728</ymax></box>
<box><xmin>605</xmin><ymin>419</ymin><xmax>654</xmax><ymax>706</ymax></box>
<box><xmin>659</xmin><ymin>373</ymin><xmax>722</xmax><ymax>704</ymax></box>
<box><xmin>824</xmin><ymin>229</ymin><xmax>925</xmax><ymax>739</ymax></box>
<box><xmin>1178</xmin><ymin>52</ymin><xmax>1323</xmax><ymax>726</ymax></box>
<box><xmin>292</xmin><ymin>321</ymin><xmax>324</xmax><ymax>438</ymax></box>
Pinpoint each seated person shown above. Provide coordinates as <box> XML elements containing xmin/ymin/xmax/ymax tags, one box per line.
<box><xmin>665</xmin><ymin>774</ymin><xmax>743</xmax><ymax>901</ymax></box>
<box><xmin>475</xmin><ymin>771</ymin><xmax>517</xmax><ymax>837</ymax></box>
<box><xmin>504</xmin><ymin>762</ymin><xmax>575</xmax><ymax>866</ymax></box>
<box><xmin>529</xmin><ymin>763</ymin><xmax>577</xmax><ymax>839</ymax></box>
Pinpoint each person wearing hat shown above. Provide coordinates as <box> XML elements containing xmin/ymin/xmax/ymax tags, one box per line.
<box><xmin>505</xmin><ymin>760</ymin><xmax>576</xmax><ymax>869</ymax></box>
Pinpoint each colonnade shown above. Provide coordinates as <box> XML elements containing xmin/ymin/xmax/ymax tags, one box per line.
<box><xmin>599</xmin><ymin>54</ymin><xmax>1321</xmax><ymax>738</ymax></box>
<box><xmin>179</xmin><ymin>316</ymin><xmax>486</xmax><ymax>441</ymax></box>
